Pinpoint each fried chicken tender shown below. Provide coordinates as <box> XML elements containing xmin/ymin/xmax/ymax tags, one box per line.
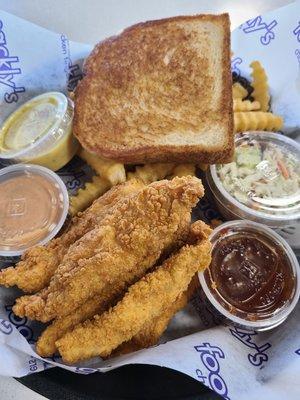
<box><xmin>36</xmin><ymin>254</ymin><xmax>191</xmax><ymax>359</ymax></box>
<box><xmin>120</xmin><ymin>274</ymin><xmax>200</xmax><ymax>354</ymax></box>
<box><xmin>113</xmin><ymin>287</ymin><xmax>189</xmax><ymax>356</ymax></box>
<box><xmin>0</xmin><ymin>180</ymin><xmax>144</xmax><ymax>293</ymax></box>
<box><xmin>0</xmin><ymin>247</ymin><xmax>60</xmax><ymax>294</ymax></box>
<box><xmin>36</xmin><ymin>239</ymin><xmax>198</xmax><ymax>358</ymax></box>
<box><xmin>36</xmin><ymin>273</ymin><xmax>140</xmax><ymax>357</ymax></box>
<box><xmin>14</xmin><ymin>176</ymin><xmax>204</xmax><ymax>323</ymax></box>
<box><xmin>36</xmin><ymin>288</ymin><xmax>119</xmax><ymax>357</ymax></box>
<box><xmin>56</xmin><ymin>220</ymin><xmax>211</xmax><ymax>363</ymax></box>
<box><xmin>36</xmin><ymin>244</ymin><xmax>198</xmax><ymax>358</ymax></box>
<box><xmin>37</xmin><ymin>242</ymin><xmax>200</xmax><ymax>358</ymax></box>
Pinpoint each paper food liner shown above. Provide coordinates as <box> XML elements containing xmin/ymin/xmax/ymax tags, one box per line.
<box><xmin>0</xmin><ymin>3</ymin><xmax>300</xmax><ymax>399</ymax></box>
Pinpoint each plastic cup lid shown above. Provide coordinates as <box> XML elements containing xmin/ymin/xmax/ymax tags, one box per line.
<box><xmin>0</xmin><ymin>164</ymin><xmax>69</xmax><ymax>256</ymax></box>
<box><xmin>0</xmin><ymin>92</ymin><xmax>69</xmax><ymax>159</ymax></box>
<box><xmin>211</xmin><ymin>132</ymin><xmax>300</xmax><ymax>221</ymax></box>
<box><xmin>199</xmin><ymin>220</ymin><xmax>300</xmax><ymax>329</ymax></box>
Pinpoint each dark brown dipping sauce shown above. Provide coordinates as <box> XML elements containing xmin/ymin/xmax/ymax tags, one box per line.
<box><xmin>205</xmin><ymin>232</ymin><xmax>295</xmax><ymax>319</ymax></box>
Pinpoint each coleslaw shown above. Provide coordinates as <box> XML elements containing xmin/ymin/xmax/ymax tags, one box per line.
<box><xmin>216</xmin><ymin>134</ymin><xmax>300</xmax><ymax>214</ymax></box>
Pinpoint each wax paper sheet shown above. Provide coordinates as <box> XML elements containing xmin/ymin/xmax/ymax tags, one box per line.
<box><xmin>0</xmin><ymin>4</ymin><xmax>300</xmax><ymax>400</ymax></box>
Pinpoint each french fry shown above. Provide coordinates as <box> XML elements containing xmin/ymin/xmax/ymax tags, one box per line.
<box><xmin>232</xmin><ymin>82</ymin><xmax>248</xmax><ymax>100</ymax></box>
<box><xmin>172</xmin><ymin>164</ymin><xmax>196</xmax><ymax>177</ymax></box>
<box><xmin>78</xmin><ymin>148</ymin><xmax>126</xmax><ymax>185</ymax></box>
<box><xmin>69</xmin><ymin>176</ymin><xmax>111</xmax><ymax>216</ymax></box>
<box><xmin>233</xmin><ymin>99</ymin><xmax>261</xmax><ymax>112</ymax></box>
<box><xmin>250</xmin><ymin>61</ymin><xmax>270</xmax><ymax>111</ymax></box>
<box><xmin>234</xmin><ymin>112</ymin><xmax>283</xmax><ymax>133</ymax></box>
<box><xmin>127</xmin><ymin>163</ymin><xmax>175</xmax><ymax>183</ymax></box>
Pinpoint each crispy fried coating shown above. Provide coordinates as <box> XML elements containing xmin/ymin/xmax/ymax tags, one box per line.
<box><xmin>14</xmin><ymin>177</ymin><xmax>204</xmax><ymax>323</ymax></box>
<box><xmin>128</xmin><ymin>270</ymin><xmax>205</xmax><ymax>351</ymax></box>
<box><xmin>36</xmin><ymin>243</ymin><xmax>199</xmax><ymax>358</ymax></box>
<box><xmin>0</xmin><ymin>247</ymin><xmax>60</xmax><ymax>294</ymax></box>
<box><xmin>0</xmin><ymin>180</ymin><xmax>144</xmax><ymax>293</ymax></box>
<box><xmin>113</xmin><ymin>287</ymin><xmax>189</xmax><ymax>356</ymax></box>
<box><xmin>36</xmin><ymin>239</ymin><xmax>198</xmax><ymax>358</ymax></box>
<box><xmin>36</xmin><ymin>287</ymin><xmax>120</xmax><ymax>358</ymax></box>
<box><xmin>56</xmin><ymin>220</ymin><xmax>211</xmax><ymax>363</ymax></box>
<box><xmin>36</xmin><ymin>273</ymin><xmax>142</xmax><ymax>357</ymax></box>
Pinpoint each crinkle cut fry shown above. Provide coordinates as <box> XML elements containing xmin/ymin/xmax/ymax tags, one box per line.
<box><xmin>127</xmin><ymin>163</ymin><xmax>175</xmax><ymax>183</ymax></box>
<box><xmin>234</xmin><ymin>111</ymin><xmax>283</xmax><ymax>132</ymax></box>
<box><xmin>233</xmin><ymin>99</ymin><xmax>260</xmax><ymax>112</ymax></box>
<box><xmin>69</xmin><ymin>175</ymin><xmax>111</xmax><ymax>216</ymax></box>
<box><xmin>78</xmin><ymin>148</ymin><xmax>126</xmax><ymax>185</ymax></box>
<box><xmin>171</xmin><ymin>165</ymin><xmax>196</xmax><ymax>178</ymax></box>
<box><xmin>0</xmin><ymin>180</ymin><xmax>144</xmax><ymax>293</ymax></box>
<box><xmin>13</xmin><ymin>176</ymin><xmax>204</xmax><ymax>322</ymax></box>
<box><xmin>250</xmin><ymin>60</ymin><xmax>270</xmax><ymax>112</ymax></box>
<box><xmin>56</xmin><ymin>220</ymin><xmax>212</xmax><ymax>363</ymax></box>
<box><xmin>232</xmin><ymin>82</ymin><xmax>248</xmax><ymax>100</ymax></box>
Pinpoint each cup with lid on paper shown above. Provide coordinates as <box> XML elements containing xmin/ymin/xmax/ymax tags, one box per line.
<box><xmin>206</xmin><ymin>132</ymin><xmax>300</xmax><ymax>252</ymax></box>
<box><xmin>0</xmin><ymin>92</ymin><xmax>78</xmax><ymax>171</ymax></box>
<box><xmin>199</xmin><ymin>220</ymin><xmax>300</xmax><ymax>331</ymax></box>
<box><xmin>0</xmin><ymin>164</ymin><xmax>69</xmax><ymax>262</ymax></box>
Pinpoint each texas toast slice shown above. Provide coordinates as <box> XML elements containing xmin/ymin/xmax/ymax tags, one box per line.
<box><xmin>74</xmin><ymin>14</ymin><xmax>233</xmax><ymax>164</ymax></box>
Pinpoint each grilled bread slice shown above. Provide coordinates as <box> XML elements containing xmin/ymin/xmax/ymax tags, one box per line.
<box><xmin>74</xmin><ymin>14</ymin><xmax>233</xmax><ymax>164</ymax></box>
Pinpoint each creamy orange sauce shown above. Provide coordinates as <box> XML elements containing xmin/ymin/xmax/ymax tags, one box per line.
<box><xmin>0</xmin><ymin>174</ymin><xmax>63</xmax><ymax>251</ymax></box>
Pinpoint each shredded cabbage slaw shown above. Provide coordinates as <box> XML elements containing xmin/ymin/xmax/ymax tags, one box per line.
<box><xmin>217</xmin><ymin>139</ymin><xmax>300</xmax><ymax>213</ymax></box>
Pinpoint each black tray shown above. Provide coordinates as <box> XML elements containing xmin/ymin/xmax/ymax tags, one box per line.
<box><xmin>17</xmin><ymin>365</ymin><xmax>221</xmax><ymax>400</ymax></box>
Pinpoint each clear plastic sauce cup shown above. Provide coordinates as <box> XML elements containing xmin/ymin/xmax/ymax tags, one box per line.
<box><xmin>0</xmin><ymin>92</ymin><xmax>78</xmax><ymax>171</ymax></box>
<box><xmin>0</xmin><ymin>164</ymin><xmax>69</xmax><ymax>258</ymax></box>
<box><xmin>206</xmin><ymin>132</ymin><xmax>300</xmax><ymax>250</ymax></box>
<box><xmin>199</xmin><ymin>220</ymin><xmax>300</xmax><ymax>331</ymax></box>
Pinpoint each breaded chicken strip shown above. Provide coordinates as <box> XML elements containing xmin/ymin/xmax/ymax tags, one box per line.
<box><xmin>56</xmin><ymin>220</ymin><xmax>211</xmax><ymax>363</ymax></box>
<box><xmin>37</xmin><ymin>272</ymin><xmax>186</xmax><ymax>359</ymax></box>
<box><xmin>113</xmin><ymin>288</ymin><xmax>189</xmax><ymax>357</ymax></box>
<box><xmin>36</xmin><ymin>279</ymin><xmax>130</xmax><ymax>357</ymax></box>
<box><xmin>36</xmin><ymin>241</ymin><xmax>197</xmax><ymax>358</ymax></box>
<box><xmin>114</xmin><ymin>275</ymin><xmax>200</xmax><ymax>356</ymax></box>
<box><xmin>14</xmin><ymin>176</ymin><xmax>204</xmax><ymax>322</ymax></box>
<box><xmin>0</xmin><ymin>180</ymin><xmax>144</xmax><ymax>293</ymax></box>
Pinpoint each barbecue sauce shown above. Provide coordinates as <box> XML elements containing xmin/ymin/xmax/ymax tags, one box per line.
<box><xmin>205</xmin><ymin>232</ymin><xmax>295</xmax><ymax>319</ymax></box>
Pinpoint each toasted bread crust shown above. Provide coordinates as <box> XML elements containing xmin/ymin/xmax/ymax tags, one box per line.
<box><xmin>74</xmin><ymin>14</ymin><xmax>233</xmax><ymax>164</ymax></box>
